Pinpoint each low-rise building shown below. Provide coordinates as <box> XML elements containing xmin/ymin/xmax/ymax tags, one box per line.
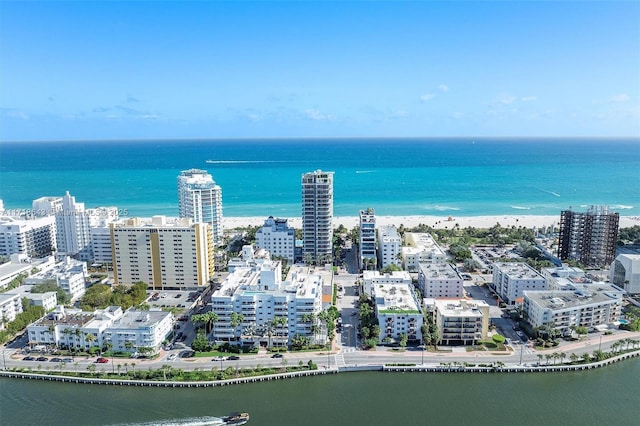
<box><xmin>373</xmin><ymin>282</ymin><xmax>423</xmax><ymax>344</ymax></box>
<box><xmin>25</xmin><ymin>257</ymin><xmax>88</xmax><ymax>302</ymax></box>
<box><xmin>540</xmin><ymin>266</ymin><xmax>587</xmax><ymax>291</ymax></box>
<box><xmin>610</xmin><ymin>254</ymin><xmax>640</xmax><ymax>295</ymax></box>
<box><xmin>426</xmin><ymin>299</ymin><xmax>490</xmax><ymax>345</ymax></box>
<box><xmin>27</xmin><ymin>305</ymin><xmax>173</xmax><ymax>354</ymax></box>
<box><xmin>523</xmin><ymin>283</ymin><xmax>624</xmax><ymax>332</ymax></box>
<box><xmin>402</xmin><ymin>233</ymin><xmax>447</xmax><ymax>271</ymax></box>
<box><xmin>0</xmin><ymin>293</ymin><xmax>23</xmax><ymax>327</ymax></box>
<box><xmin>362</xmin><ymin>270</ymin><xmax>412</xmax><ymax>297</ymax></box>
<box><xmin>417</xmin><ymin>263</ymin><xmax>464</xmax><ymax>299</ymax></box>
<box><xmin>492</xmin><ymin>262</ymin><xmax>547</xmax><ymax>304</ymax></box>
<box><xmin>5</xmin><ymin>285</ymin><xmax>59</xmax><ymax>312</ymax></box>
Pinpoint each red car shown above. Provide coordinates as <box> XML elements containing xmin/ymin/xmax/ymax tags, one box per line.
<box><xmin>96</xmin><ymin>357</ymin><xmax>109</xmax><ymax>363</ymax></box>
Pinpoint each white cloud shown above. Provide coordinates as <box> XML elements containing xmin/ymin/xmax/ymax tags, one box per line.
<box><xmin>420</xmin><ymin>93</ymin><xmax>435</xmax><ymax>101</ymax></box>
<box><xmin>521</xmin><ymin>96</ymin><xmax>537</xmax><ymax>102</ymax></box>
<box><xmin>305</xmin><ymin>109</ymin><xmax>335</xmax><ymax>121</ymax></box>
<box><xmin>499</xmin><ymin>95</ymin><xmax>517</xmax><ymax>105</ymax></box>
<box><xmin>438</xmin><ymin>84</ymin><xmax>449</xmax><ymax>92</ymax></box>
<box><xmin>609</xmin><ymin>93</ymin><xmax>630</xmax><ymax>103</ymax></box>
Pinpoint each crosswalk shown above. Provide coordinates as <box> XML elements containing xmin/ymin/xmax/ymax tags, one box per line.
<box><xmin>334</xmin><ymin>352</ymin><xmax>346</xmax><ymax>367</ymax></box>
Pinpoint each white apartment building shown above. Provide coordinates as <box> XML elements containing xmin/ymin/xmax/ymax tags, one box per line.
<box><xmin>402</xmin><ymin>233</ymin><xmax>447</xmax><ymax>271</ymax></box>
<box><xmin>26</xmin><ymin>256</ymin><xmax>88</xmax><ymax>301</ymax></box>
<box><xmin>55</xmin><ymin>192</ymin><xmax>92</xmax><ymax>260</ymax></box>
<box><xmin>492</xmin><ymin>262</ymin><xmax>547</xmax><ymax>304</ymax></box>
<box><xmin>111</xmin><ymin>216</ymin><xmax>214</xmax><ymax>289</ymax></box>
<box><xmin>177</xmin><ymin>169</ymin><xmax>223</xmax><ymax>246</ymax></box>
<box><xmin>255</xmin><ymin>216</ymin><xmax>296</xmax><ymax>264</ymax></box>
<box><xmin>427</xmin><ymin>299</ymin><xmax>490</xmax><ymax>346</ymax></box>
<box><xmin>227</xmin><ymin>245</ymin><xmax>272</xmax><ymax>272</ymax></box>
<box><xmin>377</xmin><ymin>225</ymin><xmax>402</xmax><ymax>269</ymax></box>
<box><xmin>0</xmin><ymin>215</ymin><xmax>56</xmax><ymax>257</ymax></box>
<box><xmin>302</xmin><ymin>170</ymin><xmax>334</xmax><ymax>265</ymax></box>
<box><xmin>359</xmin><ymin>208</ymin><xmax>376</xmax><ymax>270</ymax></box>
<box><xmin>523</xmin><ymin>283</ymin><xmax>624</xmax><ymax>332</ymax></box>
<box><xmin>362</xmin><ymin>270</ymin><xmax>412</xmax><ymax>297</ymax></box>
<box><xmin>0</xmin><ymin>293</ymin><xmax>23</xmax><ymax>327</ymax></box>
<box><xmin>373</xmin><ymin>282</ymin><xmax>423</xmax><ymax>344</ymax></box>
<box><xmin>27</xmin><ymin>306</ymin><xmax>173</xmax><ymax>354</ymax></box>
<box><xmin>610</xmin><ymin>254</ymin><xmax>640</xmax><ymax>295</ymax></box>
<box><xmin>417</xmin><ymin>263</ymin><xmax>464</xmax><ymax>298</ymax></box>
<box><xmin>540</xmin><ymin>266</ymin><xmax>587</xmax><ymax>291</ymax></box>
<box><xmin>210</xmin><ymin>258</ymin><xmax>325</xmax><ymax>347</ymax></box>
<box><xmin>32</xmin><ymin>196</ymin><xmax>63</xmax><ymax>216</ymax></box>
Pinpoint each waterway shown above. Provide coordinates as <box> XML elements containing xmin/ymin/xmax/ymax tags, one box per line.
<box><xmin>1</xmin><ymin>359</ymin><xmax>638</xmax><ymax>425</ymax></box>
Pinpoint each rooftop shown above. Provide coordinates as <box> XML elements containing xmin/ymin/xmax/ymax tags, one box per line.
<box><xmin>494</xmin><ymin>262</ymin><xmax>544</xmax><ymax>280</ymax></box>
<box><xmin>524</xmin><ymin>283</ymin><xmax>624</xmax><ymax>310</ymax></box>
<box><xmin>419</xmin><ymin>263</ymin><xmax>461</xmax><ymax>280</ymax></box>
<box><xmin>433</xmin><ymin>299</ymin><xmax>489</xmax><ymax>318</ymax></box>
<box><xmin>373</xmin><ymin>282</ymin><xmax>421</xmax><ymax>315</ymax></box>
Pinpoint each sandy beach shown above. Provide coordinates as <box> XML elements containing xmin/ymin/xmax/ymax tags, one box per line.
<box><xmin>223</xmin><ymin>215</ymin><xmax>640</xmax><ymax>231</ymax></box>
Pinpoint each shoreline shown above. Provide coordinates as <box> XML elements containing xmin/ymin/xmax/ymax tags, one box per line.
<box><xmin>2</xmin><ymin>349</ymin><xmax>639</xmax><ymax>388</ymax></box>
<box><xmin>224</xmin><ymin>214</ymin><xmax>640</xmax><ymax>230</ymax></box>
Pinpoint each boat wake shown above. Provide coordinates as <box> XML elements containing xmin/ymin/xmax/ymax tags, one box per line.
<box><xmin>111</xmin><ymin>416</ymin><xmax>225</xmax><ymax>426</ymax></box>
<box><xmin>511</xmin><ymin>205</ymin><xmax>531</xmax><ymax>210</ymax></box>
<box><xmin>206</xmin><ymin>160</ymin><xmax>291</xmax><ymax>164</ymax></box>
<box><xmin>539</xmin><ymin>189</ymin><xmax>560</xmax><ymax>197</ymax></box>
<box><xmin>355</xmin><ymin>170</ymin><xmax>376</xmax><ymax>174</ymax></box>
<box><xmin>612</xmin><ymin>204</ymin><xmax>634</xmax><ymax>210</ymax></box>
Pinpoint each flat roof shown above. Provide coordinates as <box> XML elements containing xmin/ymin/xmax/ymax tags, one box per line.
<box><xmin>419</xmin><ymin>263</ymin><xmax>461</xmax><ymax>280</ymax></box>
<box><xmin>524</xmin><ymin>283</ymin><xmax>623</xmax><ymax>310</ymax></box>
<box><xmin>374</xmin><ymin>282</ymin><xmax>421</xmax><ymax>314</ymax></box>
<box><xmin>433</xmin><ymin>299</ymin><xmax>488</xmax><ymax>318</ymax></box>
<box><xmin>494</xmin><ymin>262</ymin><xmax>544</xmax><ymax>280</ymax></box>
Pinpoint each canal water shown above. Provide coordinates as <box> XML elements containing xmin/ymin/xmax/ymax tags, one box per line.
<box><xmin>1</xmin><ymin>359</ymin><xmax>638</xmax><ymax>425</ymax></box>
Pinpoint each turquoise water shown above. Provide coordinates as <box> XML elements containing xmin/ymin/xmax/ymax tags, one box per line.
<box><xmin>1</xmin><ymin>359</ymin><xmax>639</xmax><ymax>425</ymax></box>
<box><xmin>1</xmin><ymin>138</ymin><xmax>638</xmax><ymax>217</ymax></box>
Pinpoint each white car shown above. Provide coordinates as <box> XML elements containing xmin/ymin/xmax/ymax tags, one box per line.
<box><xmin>167</xmin><ymin>353</ymin><xmax>177</xmax><ymax>360</ymax></box>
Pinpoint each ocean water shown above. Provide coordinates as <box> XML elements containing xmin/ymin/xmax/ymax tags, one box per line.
<box><xmin>0</xmin><ymin>138</ymin><xmax>638</xmax><ymax>218</ymax></box>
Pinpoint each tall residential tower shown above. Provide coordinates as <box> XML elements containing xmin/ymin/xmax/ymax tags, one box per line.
<box><xmin>177</xmin><ymin>169</ymin><xmax>223</xmax><ymax>246</ymax></box>
<box><xmin>558</xmin><ymin>206</ymin><xmax>619</xmax><ymax>268</ymax></box>
<box><xmin>302</xmin><ymin>170</ymin><xmax>334</xmax><ymax>265</ymax></box>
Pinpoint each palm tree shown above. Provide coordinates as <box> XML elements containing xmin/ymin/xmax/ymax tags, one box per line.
<box><xmin>230</xmin><ymin>312</ymin><xmax>244</xmax><ymax>341</ymax></box>
<box><xmin>537</xmin><ymin>354</ymin><xmax>543</xmax><ymax>366</ymax></box>
<box><xmin>569</xmin><ymin>353</ymin><xmax>579</xmax><ymax>364</ymax></box>
<box><xmin>545</xmin><ymin>353</ymin><xmax>552</xmax><ymax>365</ymax></box>
<box><xmin>84</xmin><ymin>333</ymin><xmax>97</xmax><ymax>350</ymax></box>
<box><xmin>559</xmin><ymin>352</ymin><xmax>566</xmax><ymax>365</ymax></box>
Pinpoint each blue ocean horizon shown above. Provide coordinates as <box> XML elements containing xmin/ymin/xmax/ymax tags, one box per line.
<box><xmin>1</xmin><ymin>137</ymin><xmax>638</xmax><ymax>218</ymax></box>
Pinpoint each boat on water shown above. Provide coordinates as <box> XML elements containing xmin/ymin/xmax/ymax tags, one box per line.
<box><xmin>221</xmin><ymin>412</ymin><xmax>250</xmax><ymax>425</ymax></box>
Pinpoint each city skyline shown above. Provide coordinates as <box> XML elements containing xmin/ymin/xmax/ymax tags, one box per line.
<box><xmin>0</xmin><ymin>1</ymin><xmax>639</xmax><ymax>141</ymax></box>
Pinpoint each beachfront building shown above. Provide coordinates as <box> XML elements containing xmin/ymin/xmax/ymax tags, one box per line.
<box><xmin>523</xmin><ymin>283</ymin><xmax>624</xmax><ymax>332</ymax></box>
<box><xmin>111</xmin><ymin>216</ymin><xmax>214</xmax><ymax>289</ymax></box>
<box><xmin>362</xmin><ymin>270</ymin><xmax>412</xmax><ymax>297</ymax></box>
<box><xmin>377</xmin><ymin>225</ymin><xmax>402</xmax><ymax>269</ymax></box>
<box><xmin>417</xmin><ymin>263</ymin><xmax>464</xmax><ymax>299</ymax></box>
<box><xmin>26</xmin><ymin>256</ymin><xmax>88</xmax><ymax>302</ymax></box>
<box><xmin>54</xmin><ymin>192</ymin><xmax>92</xmax><ymax>260</ymax></box>
<box><xmin>558</xmin><ymin>206</ymin><xmax>619</xmax><ymax>268</ymax></box>
<box><xmin>27</xmin><ymin>306</ymin><xmax>173</xmax><ymax>354</ymax></box>
<box><xmin>177</xmin><ymin>169</ymin><xmax>223</xmax><ymax>246</ymax></box>
<box><xmin>0</xmin><ymin>215</ymin><xmax>56</xmax><ymax>257</ymax></box>
<box><xmin>32</xmin><ymin>196</ymin><xmax>63</xmax><ymax>216</ymax></box>
<box><xmin>302</xmin><ymin>170</ymin><xmax>334</xmax><ymax>265</ymax></box>
<box><xmin>401</xmin><ymin>233</ymin><xmax>447</xmax><ymax>272</ymax></box>
<box><xmin>210</xmin><ymin>257</ymin><xmax>325</xmax><ymax>347</ymax></box>
<box><xmin>255</xmin><ymin>216</ymin><xmax>296</xmax><ymax>264</ymax></box>
<box><xmin>492</xmin><ymin>262</ymin><xmax>547</xmax><ymax>304</ymax></box>
<box><xmin>372</xmin><ymin>282</ymin><xmax>423</xmax><ymax>344</ymax></box>
<box><xmin>610</xmin><ymin>254</ymin><xmax>640</xmax><ymax>295</ymax></box>
<box><xmin>426</xmin><ymin>299</ymin><xmax>490</xmax><ymax>346</ymax></box>
<box><xmin>227</xmin><ymin>245</ymin><xmax>271</xmax><ymax>272</ymax></box>
<box><xmin>359</xmin><ymin>208</ymin><xmax>377</xmax><ymax>270</ymax></box>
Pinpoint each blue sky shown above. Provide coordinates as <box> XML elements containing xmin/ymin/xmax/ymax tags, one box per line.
<box><xmin>1</xmin><ymin>1</ymin><xmax>639</xmax><ymax>140</ymax></box>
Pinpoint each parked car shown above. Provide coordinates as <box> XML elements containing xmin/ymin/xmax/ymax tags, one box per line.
<box><xmin>36</xmin><ymin>356</ymin><xmax>48</xmax><ymax>362</ymax></box>
<box><xmin>167</xmin><ymin>353</ymin><xmax>177</xmax><ymax>361</ymax></box>
<box><xmin>227</xmin><ymin>355</ymin><xmax>240</xmax><ymax>361</ymax></box>
<box><xmin>271</xmin><ymin>353</ymin><xmax>283</xmax><ymax>358</ymax></box>
<box><xmin>49</xmin><ymin>357</ymin><xmax>62</xmax><ymax>362</ymax></box>
<box><xmin>212</xmin><ymin>356</ymin><xmax>226</xmax><ymax>361</ymax></box>
<box><xmin>23</xmin><ymin>356</ymin><xmax>35</xmax><ymax>361</ymax></box>
<box><xmin>62</xmin><ymin>358</ymin><xmax>73</xmax><ymax>363</ymax></box>
<box><xmin>96</xmin><ymin>357</ymin><xmax>109</xmax><ymax>363</ymax></box>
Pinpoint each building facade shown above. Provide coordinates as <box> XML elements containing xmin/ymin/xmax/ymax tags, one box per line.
<box><xmin>302</xmin><ymin>170</ymin><xmax>334</xmax><ymax>265</ymax></box>
<box><xmin>255</xmin><ymin>216</ymin><xmax>296</xmax><ymax>264</ymax></box>
<box><xmin>0</xmin><ymin>215</ymin><xmax>56</xmax><ymax>257</ymax></box>
<box><xmin>177</xmin><ymin>169</ymin><xmax>223</xmax><ymax>246</ymax></box>
<box><xmin>492</xmin><ymin>262</ymin><xmax>547</xmax><ymax>304</ymax></box>
<box><xmin>111</xmin><ymin>216</ymin><xmax>214</xmax><ymax>289</ymax></box>
<box><xmin>610</xmin><ymin>254</ymin><xmax>640</xmax><ymax>295</ymax></box>
<box><xmin>401</xmin><ymin>233</ymin><xmax>447</xmax><ymax>272</ymax></box>
<box><xmin>377</xmin><ymin>225</ymin><xmax>402</xmax><ymax>269</ymax></box>
<box><xmin>558</xmin><ymin>206</ymin><xmax>619</xmax><ymax>268</ymax></box>
<box><xmin>359</xmin><ymin>208</ymin><xmax>376</xmax><ymax>270</ymax></box>
<box><xmin>210</xmin><ymin>258</ymin><xmax>325</xmax><ymax>347</ymax></box>
<box><xmin>523</xmin><ymin>284</ymin><xmax>624</xmax><ymax>332</ymax></box>
<box><xmin>427</xmin><ymin>299</ymin><xmax>489</xmax><ymax>346</ymax></box>
<box><xmin>372</xmin><ymin>282</ymin><xmax>423</xmax><ymax>344</ymax></box>
<box><xmin>417</xmin><ymin>263</ymin><xmax>464</xmax><ymax>299</ymax></box>
<box><xmin>26</xmin><ymin>256</ymin><xmax>88</xmax><ymax>302</ymax></box>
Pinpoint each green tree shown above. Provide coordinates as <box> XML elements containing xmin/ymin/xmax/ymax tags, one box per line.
<box><xmin>399</xmin><ymin>333</ymin><xmax>408</xmax><ymax>349</ymax></box>
<box><xmin>191</xmin><ymin>330</ymin><xmax>211</xmax><ymax>352</ymax></box>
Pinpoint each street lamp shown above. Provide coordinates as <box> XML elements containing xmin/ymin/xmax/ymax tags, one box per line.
<box><xmin>598</xmin><ymin>334</ymin><xmax>602</xmax><ymax>352</ymax></box>
<box><xmin>519</xmin><ymin>344</ymin><xmax>524</xmax><ymax>365</ymax></box>
<box><xmin>421</xmin><ymin>345</ymin><xmax>425</xmax><ymax>365</ymax></box>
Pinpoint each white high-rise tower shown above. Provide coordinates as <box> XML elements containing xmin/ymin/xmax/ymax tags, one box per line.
<box><xmin>178</xmin><ymin>169</ymin><xmax>223</xmax><ymax>246</ymax></box>
<box><xmin>302</xmin><ymin>170</ymin><xmax>334</xmax><ymax>265</ymax></box>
